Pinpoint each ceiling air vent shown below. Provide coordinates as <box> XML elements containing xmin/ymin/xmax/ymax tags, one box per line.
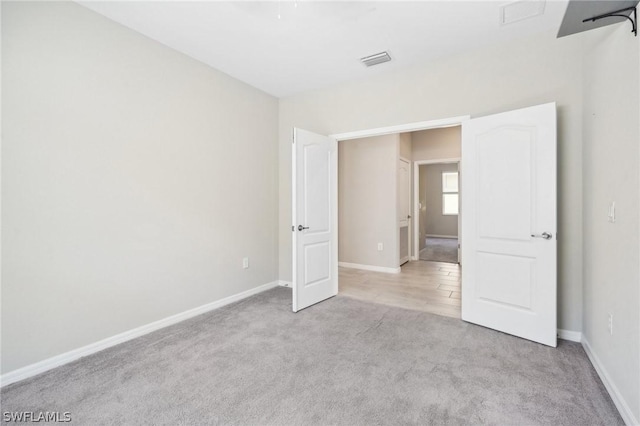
<box><xmin>500</xmin><ymin>0</ymin><xmax>546</xmax><ymax>25</ymax></box>
<box><xmin>360</xmin><ymin>51</ymin><xmax>391</xmax><ymax>67</ymax></box>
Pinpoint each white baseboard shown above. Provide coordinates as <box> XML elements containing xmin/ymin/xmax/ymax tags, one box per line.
<box><xmin>278</xmin><ymin>280</ymin><xmax>292</xmax><ymax>288</ymax></box>
<box><xmin>0</xmin><ymin>280</ymin><xmax>280</xmax><ymax>388</ymax></box>
<box><xmin>338</xmin><ymin>262</ymin><xmax>400</xmax><ymax>274</ymax></box>
<box><xmin>557</xmin><ymin>329</ymin><xmax>582</xmax><ymax>342</ymax></box>
<box><xmin>582</xmin><ymin>337</ymin><xmax>638</xmax><ymax>426</ymax></box>
<box><xmin>426</xmin><ymin>234</ymin><xmax>458</xmax><ymax>239</ymax></box>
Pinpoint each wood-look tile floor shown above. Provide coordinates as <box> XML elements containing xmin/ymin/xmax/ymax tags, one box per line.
<box><xmin>338</xmin><ymin>260</ymin><xmax>461</xmax><ymax>319</ymax></box>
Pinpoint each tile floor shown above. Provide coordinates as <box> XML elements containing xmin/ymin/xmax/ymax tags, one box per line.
<box><xmin>338</xmin><ymin>260</ymin><xmax>461</xmax><ymax>319</ymax></box>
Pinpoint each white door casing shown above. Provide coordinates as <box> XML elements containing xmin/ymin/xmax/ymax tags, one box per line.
<box><xmin>461</xmin><ymin>103</ymin><xmax>557</xmax><ymax>347</ymax></box>
<box><xmin>457</xmin><ymin>162</ymin><xmax>462</xmax><ymax>264</ymax></box>
<box><xmin>292</xmin><ymin>128</ymin><xmax>338</xmax><ymax>312</ymax></box>
<box><xmin>398</xmin><ymin>158</ymin><xmax>411</xmax><ymax>265</ymax></box>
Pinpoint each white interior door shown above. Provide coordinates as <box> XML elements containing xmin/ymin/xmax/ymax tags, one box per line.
<box><xmin>398</xmin><ymin>158</ymin><xmax>411</xmax><ymax>265</ymax></box>
<box><xmin>292</xmin><ymin>128</ymin><xmax>338</xmax><ymax>312</ymax></box>
<box><xmin>461</xmin><ymin>103</ymin><xmax>557</xmax><ymax>347</ymax></box>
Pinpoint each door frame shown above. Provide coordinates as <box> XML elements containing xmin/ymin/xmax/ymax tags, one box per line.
<box><xmin>331</xmin><ymin>116</ymin><xmax>469</xmax><ymax>142</ymax></box>
<box><xmin>413</xmin><ymin>158</ymin><xmax>461</xmax><ymax>262</ymax></box>
<box><xmin>328</xmin><ymin>115</ymin><xmax>469</xmax><ymax>277</ymax></box>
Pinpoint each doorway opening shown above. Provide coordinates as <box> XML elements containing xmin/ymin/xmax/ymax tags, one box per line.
<box><xmin>293</xmin><ymin>103</ymin><xmax>558</xmax><ymax>346</ymax></box>
<box><xmin>415</xmin><ymin>160</ymin><xmax>461</xmax><ymax>265</ymax></box>
<box><xmin>333</xmin><ymin>120</ymin><xmax>464</xmax><ymax>318</ymax></box>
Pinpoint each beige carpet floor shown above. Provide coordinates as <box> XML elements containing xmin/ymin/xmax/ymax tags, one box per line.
<box><xmin>1</xmin><ymin>287</ymin><xmax>622</xmax><ymax>425</ymax></box>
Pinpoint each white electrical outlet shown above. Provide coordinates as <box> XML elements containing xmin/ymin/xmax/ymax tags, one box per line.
<box><xmin>242</xmin><ymin>257</ymin><xmax>249</xmax><ymax>269</ymax></box>
<box><xmin>607</xmin><ymin>313</ymin><xmax>613</xmax><ymax>335</ymax></box>
<box><xmin>377</xmin><ymin>243</ymin><xmax>383</xmax><ymax>251</ymax></box>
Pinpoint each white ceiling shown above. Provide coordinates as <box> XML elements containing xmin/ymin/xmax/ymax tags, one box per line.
<box><xmin>79</xmin><ymin>1</ymin><xmax>570</xmax><ymax>98</ymax></box>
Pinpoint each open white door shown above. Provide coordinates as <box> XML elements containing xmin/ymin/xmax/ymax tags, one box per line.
<box><xmin>398</xmin><ymin>158</ymin><xmax>411</xmax><ymax>265</ymax></box>
<box><xmin>292</xmin><ymin>128</ymin><xmax>338</xmax><ymax>312</ymax></box>
<box><xmin>461</xmin><ymin>103</ymin><xmax>557</xmax><ymax>347</ymax></box>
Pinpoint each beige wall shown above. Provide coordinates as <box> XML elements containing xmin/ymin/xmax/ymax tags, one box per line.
<box><xmin>412</xmin><ymin>126</ymin><xmax>461</xmax><ymax>161</ymax></box>
<box><xmin>279</xmin><ymin>30</ymin><xmax>586</xmax><ymax>332</ymax></box>
<box><xmin>582</xmin><ymin>24</ymin><xmax>640</xmax><ymax>422</ymax></box>
<box><xmin>2</xmin><ymin>2</ymin><xmax>279</xmax><ymax>374</ymax></box>
<box><xmin>420</xmin><ymin>164</ymin><xmax>459</xmax><ymax>243</ymax></box>
<box><xmin>338</xmin><ymin>135</ymin><xmax>398</xmax><ymax>269</ymax></box>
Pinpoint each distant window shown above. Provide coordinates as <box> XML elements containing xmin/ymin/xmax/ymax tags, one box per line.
<box><xmin>442</xmin><ymin>172</ymin><xmax>459</xmax><ymax>215</ymax></box>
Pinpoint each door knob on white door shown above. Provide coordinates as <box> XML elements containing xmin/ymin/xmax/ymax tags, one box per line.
<box><xmin>531</xmin><ymin>232</ymin><xmax>552</xmax><ymax>240</ymax></box>
<box><xmin>298</xmin><ymin>225</ymin><xmax>309</xmax><ymax>231</ymax></box>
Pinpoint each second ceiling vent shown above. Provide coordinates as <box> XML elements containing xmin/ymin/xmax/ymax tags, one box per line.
<box><xmin>360</xmin><ymin>51</ymin><xmax>392</xmax><ymax>67</ymax></box>
<box><xmin>500</xmin><ymin>0</ymin><xmax>546</xmax><ymax>25</ymax></box>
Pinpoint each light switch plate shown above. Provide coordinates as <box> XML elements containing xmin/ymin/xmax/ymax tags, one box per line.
<box><xmin>608</xmin><ymin>202</ymin><xmax>616</xmax><ymax>223</ymax></box>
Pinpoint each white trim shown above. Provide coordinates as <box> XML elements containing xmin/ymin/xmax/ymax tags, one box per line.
<box><xmin>457</xmin><ymin>161</ymin><xmax>462</xmax><ymax>264</ymax></box>
<box><xmin>556</xmin><ymin>329</ymin><xmax>581</xmax><ymax>342</ymax></box>
<box><xmin>0</xmin><ymin>280</ymin><xmax>280</xmax><ymax>388</ymax></box>
<box><xmin>278</xmin><ymin>280</ymin><xmax>292</xmax><ymax>287</ymax></box>
<box><xmin>582</xmin><ymin>337</ymin><xmax>638</xmax><ymax>426</ymax></box>
<box><xmin>338</xmin><ymin>262</ymin><xmax>401</xmax><ymax>274</ymax></box>
<box><xmin>330</xmin><ymin>116</ymin><xmax>470</xmax><ymax>141</ymax></box>
<box><xmin>413</xmin><ymin>158</ymin><xmax>462</xmax><ymax>261</ymax></box>
<box><xmin>414</xmin><ymin>159</ymin><xmax>462</xmax><ymax>165</ymax></box>
<box><xmin>425</xmin><ymin>234</ymin><xmax>458</xmax><ymax>239</ymax></box>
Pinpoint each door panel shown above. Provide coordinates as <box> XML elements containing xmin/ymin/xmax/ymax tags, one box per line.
<box><xmin>476</xmin><ymin>252</ymin><xmax>534</xmax><ymax>310</ymax></box>
<box><xmin>303</xmin><ymin>145</ymin><xmax>331</xmax><ymax>232</ymax></box>
<box><xmin>477</xmin><ymin>128</ymin><xmax>533</xmax><ymax>240</ymax></box>
<box><xmin>293</xmin><ymin>128</ymin><xmax>338</xmax><ymax>312</ymax></box>
<box><xmin>304</xmin><ymin>242</ymin><xmax>331</xmax><ymax>286</ymax></box>
<box><xmin>461</xmin><ymin>103</ymin><xmax>557</xmax><ymax>347</ymax></box>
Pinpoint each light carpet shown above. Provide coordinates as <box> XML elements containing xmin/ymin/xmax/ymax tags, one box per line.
<box><xmin>419</xmin><ymin>237</ymin><xmax>459</xmax><ymax>264</ymax></box>
<box><xmin>1</xmin><ymin>288</ymin><xmax>622</xmax><ymax>425</ymax></box>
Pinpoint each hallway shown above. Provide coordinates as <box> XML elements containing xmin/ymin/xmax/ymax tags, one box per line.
<box><xmin>339</xmin><ymin>261</ymin><xmax>461</xmax><ymax>318</ymax></box>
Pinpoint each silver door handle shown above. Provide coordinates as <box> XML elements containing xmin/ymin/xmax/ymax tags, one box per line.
<box><xmin>531</xmin><ymin>232</ymin><xmax>552</xmax><ymax>240</ymax></box>
<box><xmin>298</xmin><ymin>225</ymin><xmax>309</xmax><ymax>231</ymax></box>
